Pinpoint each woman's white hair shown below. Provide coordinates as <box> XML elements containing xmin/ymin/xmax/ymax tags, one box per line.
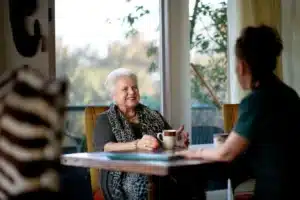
<box><xmin>105</xmin><ymin>68</ymin><xmax>138</xmax><ymax>95</ymax></box>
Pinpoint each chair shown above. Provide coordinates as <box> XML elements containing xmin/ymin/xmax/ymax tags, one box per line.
<box><xmin>222</xmin><ymin>104</ymin><xmax>255</xmax><ymax>200</ymax></box>
<box><xmin>84</xmin><ymin>106</ymin><xmax>158</xmax><ymax>200</ymax></box>
<box><xmin>84</xmin><ymin>106</ymin><xmax>109</xmax><ymax>200</ymax></box>
<box><xmin>191</xmin><ymin>126</ymin><xmax>224</xmax><ymax>144</ymax></box>
<box><xmin>222</xmin><ymin>104</ymin><xmax>239</xmax><ymax>133</ymax></box>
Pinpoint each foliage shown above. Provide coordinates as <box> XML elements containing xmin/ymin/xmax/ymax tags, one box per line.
<box><xmin>191</xmin><ymin>1</ymin><xmax>227</xmax><ymax>54</ymax></box>
<box><xmin>56</xmin><ymin>36</ymin><xmax>162</xmax><ymax>140</ymax></box>
<box><xmin>56</xmin><ymin>0</ymin><xmax>228</xmax><ymax>145</ymax></box>
<box><xmin>122</xmin><ymin>0</ymin><xmax>228</xmax><ymax>106</ymax></box>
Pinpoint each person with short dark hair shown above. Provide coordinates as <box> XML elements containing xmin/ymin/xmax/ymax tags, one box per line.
<box><xmin>178</xmin><ymin>24</ymin><xmax>300</xmax><ymax>200</ymax></box>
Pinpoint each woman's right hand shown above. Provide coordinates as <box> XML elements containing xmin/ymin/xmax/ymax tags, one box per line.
<box><xmin>137</xmin><ymin>135</ymin><xmax>160</xmax><ymax>151</ymax></box>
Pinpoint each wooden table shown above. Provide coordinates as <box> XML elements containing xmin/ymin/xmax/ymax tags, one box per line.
<box><xmin>61</xmin><ymin>144</ymin><xmax>214</xmax><ymax>176</ymax></box>
<box><xmin>61</xmin><ymin>144</ymin><xmax>224</xmax><ymax>200</ymax></box>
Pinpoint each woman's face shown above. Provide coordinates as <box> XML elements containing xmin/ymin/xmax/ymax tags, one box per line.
<box><xmin>112</xmin><ymin>76</ymin><xmax>140</xmax><ymax>109</ymax></box>
<box><xmin>236</xmin><ymin>58</ymin><xmax>250</xmax><ymax>90</ymax></box>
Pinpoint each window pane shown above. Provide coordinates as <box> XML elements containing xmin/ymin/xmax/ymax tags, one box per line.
<box><xmin>55</xmin><ymin>0</ymin><xmax>161</xmax><ymax>110</ymax></box>
<box><xmin>189</xmin><ymin>0</ymin><xmax>228</xmax><ymax>144</ymax></box>
<box><xmin>55</xmin><ymin>0</ymin><xmax>161</xmax><ymax>146</ymax></box>
<box><xmin>62</xmin><ymin>110</ymin><xmax>84</xmax><ymax>148</ymax></box>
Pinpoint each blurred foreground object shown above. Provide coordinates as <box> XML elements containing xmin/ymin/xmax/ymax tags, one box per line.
<box><xmin>0</xmin><ymin>65</ymin><xmax>68</xmax><ymax>200</ymax></box>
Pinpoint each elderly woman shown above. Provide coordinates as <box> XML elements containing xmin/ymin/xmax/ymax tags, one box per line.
<box><xmin>178</xmin><ymin>25</ymin><xmax>300</xmax><ymax>200</ymax></box>
<box><xmin>93</xmin><ymin>68</ymin><xmax>189</xmax><ymax>200</ymax></box>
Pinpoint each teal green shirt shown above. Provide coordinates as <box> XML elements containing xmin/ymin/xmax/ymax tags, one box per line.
<box><xmin>233</xmin><ymin>77</ymin><xmax>300</xmax><ymax>185</ymax></box>
<box><xmin>233</xmin><ymin>91</ymin><xmax>262</xmax><ymax>142</ymax></box>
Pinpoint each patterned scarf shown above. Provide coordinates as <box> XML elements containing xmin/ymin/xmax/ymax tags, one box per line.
<box><xmin>106</xmin><ymin>104</ymin><xmax>165</xmax><ymax>200</ymax></box>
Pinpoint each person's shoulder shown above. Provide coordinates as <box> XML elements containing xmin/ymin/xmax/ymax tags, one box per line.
<box><xmin>152</xmin><ymin>108</ymin><xmax>164</xmax><ymax>117</ymax></box>
<box><xmin>153</xmin><ymin>109</ymin><xmax>162</xmax><ymax>115</ymax></box>
<box><xmin>94</xmin><ymin>111</ymin><xmax>113</xmax><ymax>131</ymax></box>
<box><xmin>139</xmin><ymin>103</ymin><xmax>158</xmax><ymax>112</ymax></box>
<box><xmin>139</xmin><ymin>104</ymin><xmax>165</xmax><ymax>118</ymax></box>
<box><xmin>283</xmin><ymin>82</ymin><xmax>300</xmax><ymax>100</ymax></box>
<box><xmin>240</xmin><ymin>90</ymin><xmax>262</xmax><ymax>108</ymax></box>
<box><xmin>95</xmin><ymin>111</ymin><xmax>109</xmax><ymax>123</ymax></box>
<box><xmin>281</xmin><ymin>83</ymin><xmax>300</xmax><ymax>109</ymax></box>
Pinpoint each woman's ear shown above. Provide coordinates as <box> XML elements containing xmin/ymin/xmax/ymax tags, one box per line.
<box><xmin>111</xmin><ymin>90</ymin><xmax>117</xmax><ymax>104</ymax></box>
<box><xmin>239</xmin><ymin>59</ymin><xmax>250</xmax><ymax>76</ymax></box>
<box><xmin>111</xmin><ymin>94</ymin><xmax>115</xmax><ymax>102</ymax></box>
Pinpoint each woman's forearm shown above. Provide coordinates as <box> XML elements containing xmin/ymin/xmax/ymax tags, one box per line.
<box><xmin>104</xmin><ymin>140</ymin><xmax>138</xmax><ymax>152</ymax></box>
<box><xmin>199</xmin><ymin>148</ymin><xmax>232</xmax><ymax>162</ymax></box>
<box><xmin>199</xmin><ymin>131</ymin><xmax>249</xmax><ymax>162</ymax></box>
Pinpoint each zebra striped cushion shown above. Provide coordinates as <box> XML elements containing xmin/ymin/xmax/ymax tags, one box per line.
<box><xmin>0</xmin><ymin>66</ymin><xmax>68</xmax><ymax>200</ymax></box>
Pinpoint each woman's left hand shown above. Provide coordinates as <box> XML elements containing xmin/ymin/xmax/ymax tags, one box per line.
<box><xmin>176</xmin><ymin>125</ymin><xmax>189</xmax><ymax>148</ymax></box>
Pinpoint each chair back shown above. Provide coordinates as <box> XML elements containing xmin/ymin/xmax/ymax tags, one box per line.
<box><xmin>191</xmin><ymin>126</ymin><xmax>224</xmax><ymax>144</ymax></box>
<box><xmin>222</xmin><ymin>104</ymin><xmax>239</xmax><ymax>133</ymax></box>
<box><xmin>84</xmin><ymin>106</ymin><xmax>109</xmax><ymax>193</ymax></box>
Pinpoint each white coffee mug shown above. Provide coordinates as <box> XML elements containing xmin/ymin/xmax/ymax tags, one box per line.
<box><xmin>213</xmin><ymin>133</ymin><xmax>229</xmax><ymax>147</ymax></box>
<box><xmin>157</xmin><ymin>130</ymin><xmax>177</xmax><ymax>150</ymax></box>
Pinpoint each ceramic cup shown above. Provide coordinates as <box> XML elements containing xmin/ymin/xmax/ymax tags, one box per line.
<box><xmin>213</xmin><ymin>133</ymin><xmax>229</xmax><ymax>147</ymax></box>
<box><xmin>157</xmin><ymin>130</ymin><xmax>177</xmax><ymax>150</ymax></box>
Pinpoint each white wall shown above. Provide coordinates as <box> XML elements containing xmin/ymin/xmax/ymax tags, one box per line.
<box><xmin>227</xmin><ymin>0</ymin><xmax>252</xmax><ymax>103</ymax></box>
<box><xmin>160</xmin><ymin>0</ymin><xmax>191</xmax><ymax>134</ymax></box>
<box><xmin>0</xmin><ymin>0</ymin><xmax>50</xmax><ymax>77</ymax></box>
<box><xmin>281</xmin><ymin>0</ymin><xmax>300</xmax><ymax>95</ymax></box>
<box><xmin>226</xmin><ymin>0</ymin><xmax>242</xmax><ymax>104</ymax></box>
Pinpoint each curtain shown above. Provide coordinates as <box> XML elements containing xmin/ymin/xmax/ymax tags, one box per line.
<box><xmin>281</xmin><ymin>0</ymin><xmax>300</xmax><ymax>95</ymax></box>
<box><xmin>227</xmin><ymin>0</ymin><xmax>282</xmax><ymax>103</ymax></box>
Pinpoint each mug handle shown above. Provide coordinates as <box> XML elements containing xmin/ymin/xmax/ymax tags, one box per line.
<box><xmin>157</xmin><ymin>132</ymin><xmax>163</xmax><ymax>142</ymax></box>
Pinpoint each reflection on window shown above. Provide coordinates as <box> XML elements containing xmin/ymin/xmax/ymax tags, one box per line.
<box><xmin>189</xmin><ymin>0</ymin><xmax>228</xmax><ymax>144</ymax></box>
<box><xmin>55</xmin><ymin>0</ymin><xmax>160</xmax><ymax>146</ymax></box>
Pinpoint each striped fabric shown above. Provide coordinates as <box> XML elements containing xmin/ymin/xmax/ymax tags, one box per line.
<box><xmin>0</xmin><ymin>66</ymin><xmax>68</xmax><ymax>200</ymax></box>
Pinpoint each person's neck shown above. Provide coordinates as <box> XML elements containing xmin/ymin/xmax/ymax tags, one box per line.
<box><xmin>118</xmin><ymin>105</ymin><xmax>136</xmax><ymax>118</ymax></box>
<box><xmin>242</xmin><ymin>74</ymin><xmax>252</xmax><ymax>90</ymax></box>
<box><xmin>251</xmin><ymin>73</ymin><xmax>277</xmax><ymax>90</ymax></box>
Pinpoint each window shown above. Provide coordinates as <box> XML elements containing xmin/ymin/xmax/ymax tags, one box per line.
<box><xmin>55</xmin><ymin>0</ymin><xmax>161</xmax><ymax>147</ymax></box>
<box><xmin>189</xmin><ymin>0</ymin><xmax>228</xmax><ymax>144</ymax></box>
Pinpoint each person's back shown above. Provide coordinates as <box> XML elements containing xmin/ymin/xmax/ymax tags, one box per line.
<box><xmin>244</xmin><ymin>77</ymin><xmax>300</xmax><ymax>198</ymax></box>
<box><xmin>177</xmin><ymin>25</ymin><xmax>300</xmax><ymax>200</ymax></box>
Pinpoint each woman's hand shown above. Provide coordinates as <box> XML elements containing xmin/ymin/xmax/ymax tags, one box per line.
<box><xmin>137</xmin><ymin>135</ymin><xmax>160</xmax><ymax>151</ymax></box>
<box><xmin>176</xmin><ymin>125</ymin><xmax>190</xmax><ymax>148</ymax></box>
